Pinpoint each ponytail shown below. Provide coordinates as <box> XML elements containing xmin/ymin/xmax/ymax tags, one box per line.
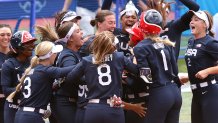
<box><xmin>149</xmin><ymin>36</ymin><xmax>175</xmax><ymax>47</ymax></box>
<box><xmin>6</xmin><ymin>56</ymin><xmax>39</xmax><ymax>101</ymax></box>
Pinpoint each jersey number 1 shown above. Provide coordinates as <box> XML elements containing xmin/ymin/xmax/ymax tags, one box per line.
<box><xmin>160</xmin><ymin>50</ymin><xmax>168</xmax><ymax>71</ymax></box>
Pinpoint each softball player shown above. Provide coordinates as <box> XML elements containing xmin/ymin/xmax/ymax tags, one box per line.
<box><xmin>77</xmin><ymin>11</ymin><xmax>116</xmax><ymax>122</ymax></box>
<box><xmin>36</xmin><ymin>21</ymin><xmax>84</xmax><ymax>123</ymax></box>
<box><xmin>78</xmin><ymin>9</ymin><xmax>116</xmax><ymax>57</ymax></box>
<box><xmin>114</xmin><ymin>0</ymin><xmax>138</xmax><ymax>57</ymax></box>
<box><xmin>66</xmin><ymin>31</ymin><xmax>138</xmax><ymax>123</ymax></box>
<box><xmin>124</xmin><ymin>22</ymin><xmax>148</xmax><ymax>123</ymax></box>
<box><xmin>0</xmin><ymin>24</ymin><xmax>12</xmax><ymax>123</ymax></box>
<box><xmin>54</xmin><ymin>10</ymin><xmax>81</xmax><ymax>32</ymax></box>
<box><xmin>97</xmin><ymin>1</ymin><xmax>148</xmax><ymax>121</ymax></box>
<box><xmin>13</xmin><ymin>41</ymin><xmax>74</xmax><ymax>123</ymax></box>
<box><xmin>133</xmin><ymin>10</ymin><xmax>182</xmax><ymax>123</ymax></box>
<box><xmin>138</xmin><ymin>0</ymin><xmax>199</xmax><ymax>60</ymax></box>
<box><xmin>160</xmin><ymin>0</ymin><xmax>199</xmax><ymax>60</ymax></box>
<box><xmin>1</xmin><ymin>30</ymin><xmax>37</xmax><ymax>123</ymax></box>
<box><xmin>184</xmin><ymin>10</ymin><xmax>218</xmax><ymax>123</ymax></box>
<box><xmin>52</xmin><ymin>22</ymin><xmax>84</xmax><ymax>123</ymax></box>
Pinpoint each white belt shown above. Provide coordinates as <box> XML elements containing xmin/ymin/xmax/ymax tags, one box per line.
<box><xmin>22</xmin><ymin>107</ymin><xmax>45</xmax><ymax>114</ymax></box>
<box><xmin>128</xmin><ymin>92</ymin><xmax>149</xmax><ymax>99</ymax></box>
<box><xmin>88</xmin><ymin>99</ymin><xmax>111</xmax><ymax>105</ymax></box>
<box><xmin>191</xmin><ymin>79</ymin><xmax>216</xmax><ymax>90</ymax></box>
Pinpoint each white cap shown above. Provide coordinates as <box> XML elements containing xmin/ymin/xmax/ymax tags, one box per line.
<box><xmin>189</xmin><ymin>10</ymin><xmax>209</xmax><ymax>29</ymax></box>
<box><xmin>60</xmin><ymin>11</ymin><xmax>81</xmax><ymax>25</ymax></box>
<box><xmin>120</xmin><ymin>0</ymin><xmax>139</xmax><ymax>17</ymax></box>
<box><xmin>38</xmin><ymin>44</ymin><xmax>63</xmax><ymax>60</ymax></box>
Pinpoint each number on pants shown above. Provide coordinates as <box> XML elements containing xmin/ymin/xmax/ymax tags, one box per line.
<box><xmin>97</xmin><ymin>64</ymin><xmax>112</xmax><ymax>86</ymax></box>
<box><xmin>160</xmin><ymin>50</ymin><xmax>168</xmax><ymax>71</ymax></box>
<box><xmin>23</xmin><ymin>77</ymin><xmax>31</xmax><ymax>98</ymax></box>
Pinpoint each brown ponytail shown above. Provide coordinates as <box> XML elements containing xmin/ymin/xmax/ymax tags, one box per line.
<box><xmin>204</xmin><ymin>11</ymin><xmax>215</xmax><ymax>37</ymax></box>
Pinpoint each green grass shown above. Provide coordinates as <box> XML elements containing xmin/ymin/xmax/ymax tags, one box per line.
<box><xmin>180</xmin><ymin>92</ymin><xmax>192</xmax><ymax>123</ymax></box>
<box><xmin>178</xmin><ymin>37</ymin><xmax>192</xmax><ymax>123</ymax></box>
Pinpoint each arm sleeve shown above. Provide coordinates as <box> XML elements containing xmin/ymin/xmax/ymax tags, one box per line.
<box><xmin>1</xmin><ymin>64</ymin><xmax>16</xmax><ymax>96</ymax></box>
<box><xmin>179</xmin><ymin>0</ymin><xmax>200</xmax><ymax>11</ymax></box>
<box><xmin>171</xmin><ymin>0</ymin><xmax>200</xmax><ymax>33</ymax></box>
<box><xmin>66</xmin><ymin>60</ymin><xmax>85</xmax><ymax>84</ymax></box>
<box><xmin>133</xmin><ymin>46</ymin><xmax>149</xmax><ymax>68</ymax></box>
<box><xmin>123</xmin><ymin>56</ymin><xmax>138</xmax><ymax>75</ymax></box>
<box><xmin>206</xmin><ymin>40</ymin><xmax>218</xmax><ymax>60</ymax></box>
<box><xmin>47</xmin><ymin>66</ymin><xmax>75</xmax><ymax>79</ymax></box>
<box><xmin>101</xmin><ymin>0</ymin><xmax>112</xmax><ymax>10</ymax></box>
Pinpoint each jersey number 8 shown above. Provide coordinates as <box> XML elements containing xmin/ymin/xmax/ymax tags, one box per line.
<box><xmin>97</xmin><ymin>64</ymin><xmax>112</xmax><ymax>86</ymax></box>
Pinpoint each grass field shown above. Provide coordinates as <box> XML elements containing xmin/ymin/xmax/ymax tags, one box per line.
<box><xmin>178</xmin><ymin>37</ymin><xmax>192</xmax><ymax>123</ymax></box>
<box><xmin>180</xmin><ymin>92</ymin><xmax>192</xmax><ymax>123</ymax></box>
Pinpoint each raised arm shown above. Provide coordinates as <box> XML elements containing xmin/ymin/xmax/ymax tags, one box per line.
<box><xmin>179</xmin><ymin>0</ymin><xmax>199</xmax><ymax>11</ymax></box>
<box><xmin>101</xmin><ymin>0</ymin><xmax>113</xmax><ymax>10</ymax></box>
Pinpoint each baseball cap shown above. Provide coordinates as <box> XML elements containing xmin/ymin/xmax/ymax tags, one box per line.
<box><xmin>51</xmin><ymin>44</ymin><xmax>63</xmax><ymax>53</ymax></box>
<box><xmin>60</xmin><ymin>11</ymin><xmax>81</xmax><ymax>25</ymax></box>
<box><xmin>189</xmin><ymin>10</ymin><xmax>209</xmax><ymax>29</ymax></box>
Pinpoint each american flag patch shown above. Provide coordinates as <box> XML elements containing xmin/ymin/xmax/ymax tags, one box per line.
<box><xmin>196</xmin><ymin>44</ymin><xmax>202</xmax><ymax>47</ymax></box>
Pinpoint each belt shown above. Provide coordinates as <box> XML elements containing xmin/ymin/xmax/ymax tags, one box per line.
<box><xmin>53</xmin><ymin>94</ymin><xmax>77</xmax><ymax>103</ymax></box>
<box><xmin>20</xmin><ymin>107</ymin><xmax>45</xmax><ymax>114</ymax></box>
<box><xmin>127</xmin><ymin>92</ymin><xmax>149</xmax><ymax>99</ymax></box>
<box><xmin>191</xmin><ymin>79</ymin><xmax>216</xmax><ymax>90</ymax></box>
<box><xmin>88</xmin><ymin>99</ymin><xmax>111</xmax><ymax>105</ymax></box>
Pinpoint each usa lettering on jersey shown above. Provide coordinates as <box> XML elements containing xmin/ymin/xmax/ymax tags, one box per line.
<box><xmin>185</xmin><ymin>49</ymin><xmax>197</xmax><ymax>56</ymax></box>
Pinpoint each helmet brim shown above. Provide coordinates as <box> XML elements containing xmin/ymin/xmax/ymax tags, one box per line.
<box><xmin>22</xmin><ymin>38</ymin><xmax>37</xmax><ymax>44</ymax></box>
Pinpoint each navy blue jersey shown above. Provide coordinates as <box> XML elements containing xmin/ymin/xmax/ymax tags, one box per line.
<box><xmin>160</xmin><ymin>0</ymin><xmax>199</xmax><ymax>60</ymax></box>
<box><xmin>0</xmin><ymin>52</ymin><xmax>8</xmax><ymax>94</ymax></box>
<box><xmin>78</xmin><ymin>35</ymin><xmax>95</xmax><ymax>57</ymax></box>
<box><xmin>185</xmin><ymin>35</ymin><xmax>218</xmax><ymax>84</ymax></box>
<box><xmin>19</xmin><ymin>65</ymin><xmax>74</xmax><ymax>109</ymax></box>
<box><xmin>66</xmin><ymin>52</ymin><xmax>138</xmax><ymax>100</ymax></box>
<box><xmin>1</xmin><ymin>57</ymin><xmax>30</xmax><ymax>100</ymax></box>
<box><xmin>54</xmin><ymin>47</ymin><xmax>81</xmax><ymax>98</ymax></box>
<box><xmin>114</xmin><ymin>28</ymin><xmax>132</xmax><ymax>57</ymax></box>
<box><xmin>133</xmin><ymin>39</ymin><xmax>178</xmax><ymax>87</ymax></box>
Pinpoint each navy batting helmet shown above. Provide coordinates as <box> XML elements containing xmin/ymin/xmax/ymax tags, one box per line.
<box><xmin>10</xmin><ymin>30</ymin><xmax>37</xmax><ymax>50</ymax></box>
<box><xmin>140</xmin><ymin>9</ymin><xmax>163</xmax><ymax>35</ymax></box>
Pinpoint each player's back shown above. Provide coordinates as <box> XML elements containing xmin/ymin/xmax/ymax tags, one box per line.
<box><xmin>67</xmin><ymin>52</ymin><xmax>137</xmax><ymax>100</ymax></box>
<box><xmin>134</xmin><ymin>39</ymin><xmax>177</xmax><ymax>87</ymax></box>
